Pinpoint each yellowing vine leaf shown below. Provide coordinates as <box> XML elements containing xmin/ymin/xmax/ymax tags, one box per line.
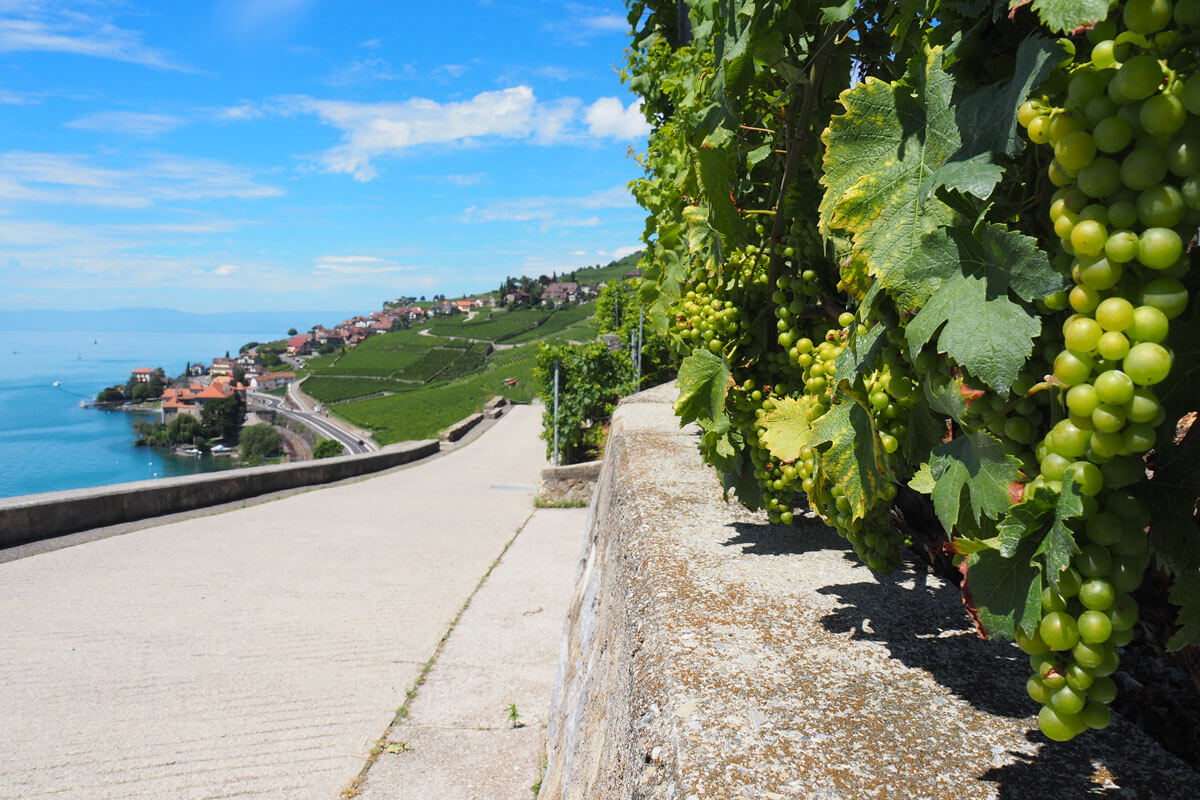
<box><xmin>819</xmin><ymin>47</ymin><xmax>960</xmax><ymax>309</ymax></box>
<box><xmin>761</xmin><ymin>395</ymin><xmax>821</xmax><ymax>463</ymax></box>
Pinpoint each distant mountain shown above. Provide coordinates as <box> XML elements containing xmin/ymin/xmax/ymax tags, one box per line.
<box><xmin>0</xmin><ymin>308</ymin><xmax>357</xmax><ymax>334</ymax></box>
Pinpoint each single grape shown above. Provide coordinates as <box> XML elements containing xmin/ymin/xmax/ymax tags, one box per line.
<box><xmin>1124</xmin><ymin>0</ymin><xmax>1173</xmax><ymax>34</ymax></box>
<box><xmin>1140</xmin><ymin>277</ymin><xmax>1188</xmax><ymax>319</ymax></box>
<box><xmin>1121</xmin><ymin>147</ymin><xmax>1168</xmax><ymax>190</ymax></box>
<box><xmin>1093</xmin><ymin>116</ymin><xmax>1133</xmax><ymax>152</ymax></box>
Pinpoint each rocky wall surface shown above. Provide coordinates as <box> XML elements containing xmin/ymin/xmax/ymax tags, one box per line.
<box><xmin>538</xmin><ymin>383</ymin><xmax>1200</xmax><ymax>800</ymax></box>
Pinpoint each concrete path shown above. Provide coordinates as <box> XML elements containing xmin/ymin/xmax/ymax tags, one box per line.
<box><xmin>354</xmin><ymin>507</ymin><xmax>588</xmax><ymax>800</ymax></box>
<box><xmin>0</xmin><ymin>404</ymin><xmax>578</xmax><ymax>799</ymax></box>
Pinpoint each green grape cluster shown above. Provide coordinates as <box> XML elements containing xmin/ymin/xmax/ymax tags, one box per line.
<box><xmin>1013</xmin><ymin>0</ymin><xmax>1199</xmax><ymax>741</ymax></box>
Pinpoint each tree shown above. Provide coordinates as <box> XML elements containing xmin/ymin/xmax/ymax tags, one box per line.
<box><xmin>534</xmin><ymin>341</ymin><xmax>632</xmax><ymax>464</ymax></box>
<box><xmin>166</xmin><ymin>413</ymin><xmax>201</xmax><ymax>445</ymax></box>
<box><xmin>288</xmin><ymin>328</ymin><xmax>298</xmax><ymax>336</ymax></box>
<box><xmin>239</xmin><ymin>423</ymin><xmax>281</xmax><ymax>465</ymax></box>
<box><xmin>313</xmin><ymin>438</ymin><xmax>344</xmax><ymax>459</ymax></box>
<box><xmin>131</xmin><ymin>382</ymin><xmax>152</xmax><ymax>403</ymax></box>
<box><xmin>201</xmin><ymin>395</ymin><xmax>244</xmax><ymax>441</ymax></box>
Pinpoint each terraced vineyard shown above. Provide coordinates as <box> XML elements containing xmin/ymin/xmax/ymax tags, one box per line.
<box><xmin>299</xmin><ymin>304</ymin><xmax>580</xmax><ymax>442</ymax></box>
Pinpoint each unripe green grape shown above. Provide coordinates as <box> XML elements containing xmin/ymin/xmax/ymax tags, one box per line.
<box><xmin>1078</xmin><ymin>256</ymin><xmax>1122</xmax><ymax>290</ymax></box>
<box><xmin>1068</xmin><ymin>284</ymin><xmax>1101</xmax><ymax>314</ymax></box>
<box><xmin>1080</xmin><ymin>578</ymin><xmax>1116</xmax><ymax>611</ymax></box>
<box><xmin>1124</xmin><ymin>341</ymin><xmax>1172</xmax><ymax>385</ymax></box>
<box><xmin>1041</xmin><ymin>610</ymin><xmax>1080</xmax><ymax>650</ymax></box>
<box><xmin>1065</xmin><ymin>383</ymin><xmax>1100</xmax><ymax>416</ymax></box>
<box><xmin>1110</xmin><ymin>557</ymin><xmax>1146</xmax><ymax>593</ymax></box>
<box><xmin>1068</xmin><ymin>69</ymin><xmax>1106</xmax><ymax>108</ymax></box>
<box><xmin>1093</xmin><ymin>115</ymin><xmax>1133</xmax><ymax>152</ymax></box>
<box><xmin>1081</xmin><ymin>701</ymin><xmax>1113</xmax><ymax>730</ymax></box>
<box><xmin>1073</xmin><ymin>638</ymin><xmax>1110</xmax><ymax>668</ymax></box>
<box><xmin>1122</xmin><ymin>147</ymin><xmax>1169</xmax><ymax>191</ymax></box>
<box><xmin>1049</xmin><ymin>683</ymin><xmax>1088</xmax><ymax>715</ymax></box>
<box><xmin>1054</xmin><ymin>349</ymin><xmax>1093</xmax><ymax>386</ymax></box>
<box><xmin>1058</xmin><ymin>566</ymin><xmax>1083</xmax><ymax>597</ymax></box>
<box><xmin>1084</xmin><ymin>94</ymin><xmax>1118</xmax><ymax>124</ymax></box>
<box><xmin>1078</xmin><ymin>609</ymin><xmax>1113</xmax><ymax>644</ymax></box>
<box><xmin>1138</xmin><ymin>226</ymin><xmax>1184</xmax><ymax>269</ymax></box>
<box><xmin>1049</xmin><ymin>111</ymin><xmax>1087</xmax><ymax>143</ymax></box>
<box><xmin>1064</xmin><ymin>315</ymin><xmax>1103</xmax><ymax>351</ymax></box>
<box><xmin>1027</xmin><ymin>114</ymin><xmax>1051</xmax><ymax>143</ymax></box>
<box><xmin>1111</xmin><ymin>55</ymin><xmax>1164</xmax><ymax>103</ymax></box>
<box><xmin>1165</xmin><ymin>133</ymin><xmax>1200</xmax><ymax>177</ymax></box>
<box><xmin>1027</xmin><ymin>674</ymin><xmax>1052</xmax><ymax>704</ymax></box>
<box><xmin>1086</xmin><ymin>511</ymin><xmax>1123</xmax><ymax>545</ymax></box>
<box><xmin>1038</xmin><ymin>705</ymin><xmax>1081</xmax><ymax>741</ymax></box>
<box><xmin>1091</xmin><ymin>39</ymin><xmax>1118</xmax><ymax>70</ymax></box>
<box><xmin>1090</xmin><ymin>429</ymin><xmax>1124</xmax><ymax>458</ymax></box>
<box><xmin>1048</xmin><ymin>159</ymin><xmax>1075</xmax><ymax>187</ymax></box>
<box><xmin>1137</xmin><ymin>184</ymin><xmax>1186</xmax><ymax>227</ymax></box>
<box><xmin>1099</xmin><ymin>241</ymin><xmax>1130</xmax><ymax>275</ymax></box>
<box><xmin>1107</xmin><ymin>201</ymin><xmax>1139</xmax><ymax>230</ymax></box>
<box><xmin>1095</xmin><ymin>297</ymin><xmax>1134</xmax><ymax>331</ymax></box>
<box><xmin>1076</xmin><ymin>157</ymin><xmax>1121</xmax><ymax>197</ymax></box>
<box><xmin>1050</xmin><ymin>419</ymin><xmax>1093</xmax><ymax>458</ymax></box>
<box><xmin>1140</xmin><ymin>277</ymin><xmax>1189</xmax><ymax>319</ymax></box>
<box><xmin>1124</xmin><ymin>0</ymin><xmax>1173</xmax><ymax>34</ymax></box>
<box><xmin>1056</xmin><ymin>130</ymin><xmax>1097</xmax><ymax>171</ymax></box>
<box><xmin>1096</xmin><ymin>331</ymin><xmax>1131</xmax><ymax>360</ymax></box>
<box><xmin>1094</xmin><ymin>369</ymin><xmax>1135</xmax><ymax>404</ymax></box>
<box><xmin>1079</xmin><ymin>203</ymin><xmax>1109</xmax><ymax>224</ymax></box>
<box><xmin>1122</xmin><ymin>422</ymin><xmax>1157</xmax><ymax>453</ymax></box>
<box><xmin>1125</xmin><ymin>386</ymin><xmax>1161</xmax><ymax>423</ymax></box>
<box><xmin>1076</xmin><ymin>543</ymin><xmax>1113</xmax><ymax>578</ymax></box>
<box><xmin>1139</xmin><ymin>93</ymin><xmax>1187</xmax><ymax>136</ymax></box>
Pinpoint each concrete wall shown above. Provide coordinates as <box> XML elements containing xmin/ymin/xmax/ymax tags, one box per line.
<box><xmin>0</xmin><ymin>440</ymin><xmax>438</xmax><ymax>549</ymax></box>
<box><xmin>538</xmin><ymin>384</ymin><xmax>1200</xmax><ymax>800</ymax></box>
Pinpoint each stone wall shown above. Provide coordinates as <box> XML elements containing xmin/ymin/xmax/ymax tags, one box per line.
<box><xmin>538</xmin><ymin>383</ymin><xmax>1200</xmax><ymax>799</ymax></box>
<box><xmin>0</xmin><ymin>439</ymin><xmax>438</xmax><ymax>549</ymax></box>
<box><xmin>538</xmin><ymin>460</ymin><xmax>602</xmax><ymax>505</ymax></box>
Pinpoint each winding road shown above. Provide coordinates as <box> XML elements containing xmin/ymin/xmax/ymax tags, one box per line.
<box><xmin>249</xmin><ymin>387</ymin><xmax>375</xmax><ymax>455</ymax></box>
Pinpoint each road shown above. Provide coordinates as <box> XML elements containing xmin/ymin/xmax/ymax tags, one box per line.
<box><xmin>249</xmin><ymin>388</ymin><xmax>374</xmax><ymax>454</ymax></box>
<box><xmin>0</xmin><ymin>404</ymin><xmax>558</xmax><ymax>799</ymax></box>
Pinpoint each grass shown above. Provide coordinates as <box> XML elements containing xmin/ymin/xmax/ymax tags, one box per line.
<box><xmin>427</xmin><ymin>308</ymin><xmax>551</xmax><ymax>342</ymax></box>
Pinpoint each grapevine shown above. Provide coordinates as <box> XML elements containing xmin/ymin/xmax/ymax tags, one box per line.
<box><xmin>623</xmin><ymin>0</ymin><xmax>1200</xmax><ymax>748</ymax></box>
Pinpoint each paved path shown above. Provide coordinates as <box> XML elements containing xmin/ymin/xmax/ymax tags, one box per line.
<box><xmin>0</xmin><ymin>404</ymin><xmax>566</xmax><ymax>799</ymax></box>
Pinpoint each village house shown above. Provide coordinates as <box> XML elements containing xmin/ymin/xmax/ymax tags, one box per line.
<box><xmin>161</xmin><ymin>376</ymin><xmax>246</xmax><ymax>422</ymax></box>
<box><xmin>286</xmin><ymin>334</ymin><xmax>313</xmax><ymax>356</ymax></box>
<box><xmin>208</xmin><ymin>357</ymin><xmax>236</xmax><ymax>378</ymax></box>
<box><xmin>130</xmin><ymin>367</ymin><xmax>157</xmax><ymax>383</ymax></box>
<box><xmin>187</xmin><ymin>363</ymin><xmax>207</xmax><ymax>377</ymax></box>
<box><xmin>249</xmin><ymin>371</ymin><xmax>297</xmax><ymax>391</ymax></box>
<box><xmin>542</xmin><ymin>281</ymin><xmax>579</xmax><ymax>305</ymax></box>
<box><xmin>454</xmin><ymin>299</ymin><xmax>476</xmax><ymax>314</ymax></box>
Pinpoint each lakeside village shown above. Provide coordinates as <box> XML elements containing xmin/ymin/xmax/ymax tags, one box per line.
<box><xmin>93</xmin><ymin>276</ymin><xmax>602</xmax><ymax>466</ymax></box>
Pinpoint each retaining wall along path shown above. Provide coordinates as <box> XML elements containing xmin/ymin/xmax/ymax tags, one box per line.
<box><xmin>539</xmin><ymin>383</ymin><xmax>1200</xmax><ymax>800</ymax></box>
<box><xmin>0</xmin><ymin>440</ymin><xmax>438</xmax><ymax>549</ymax></box>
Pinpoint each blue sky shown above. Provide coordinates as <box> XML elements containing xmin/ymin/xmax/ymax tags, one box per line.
<box><xmin>0</xmin><ymin>1</ymin><xmax>650</xmax><ymax>312</ymax></box>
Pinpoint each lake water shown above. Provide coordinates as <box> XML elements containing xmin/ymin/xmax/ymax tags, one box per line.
<box><xmin>0</xmin><ymin>329</ymin><xmax>283</xmax><ymax>499</ymax></box>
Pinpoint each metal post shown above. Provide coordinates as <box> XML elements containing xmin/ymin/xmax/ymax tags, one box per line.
<box><xmin>552</xmin><ymin>359</ymin><xmax>561</xmax><ymax>467</ymax></box>
<box><xmin>636</xmin><ymin>307</ymin><xmax>644</xmax><ymax>388</ymax></box>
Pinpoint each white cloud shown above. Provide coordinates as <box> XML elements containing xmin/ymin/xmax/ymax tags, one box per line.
<box><xmin>0</xmin><ymin>151</ymin><xmax>283</xmax><ymax>207</ymax></box>
<box><xmin>314</xmin><ymin>255</ymin><xmax>405</xmax><ymax>275</ymax></box>
<box><xmin>325</xmin><ymin>56</ymin><xmax>404</xmax><ymax>87</ymax></box>
<box><xmin>584</xmin><ymin>97</ymin><xmax>650</xmax><ymax>140</ymax></box>
<box><xmin>216</xmin><ymin>104</ymin><xmax>266</xmax><ymax>121</ymax></box>
<box><xmin>0</xmin><ymin>87</ymin><xmax>27</xmax><ymax>104</ymax></box>
<box><xmin>285</xmin><ymin>86</ymin><xmax>568</xmax><ymax>181</ymax></box>
<box><xmin>219</xmin><ymin>0</ymin><xmax>316</xmax><ymax>35</ymax></box>
<box><xmin>360</xmin><ymin>38</ymin><xmax>381</xmax><ymax>49</ymax></box>
<box><xmin>0</xmin><ymin>6</ymin><xmax>193</xmax><ymax>71</ymax></box>
<box><xmin>65</xmin><ymin>111</ymin><xmax>186</xmax><ymax>137</ymax></box>
<box><xmin>440</xmin><ymin>173</ymin><xmax>487</xmax><ymax>187</ymax></box>
<box><xmin>461</xmin><ymin>185</ymin><xmax>635</xmax><ymax>232</ymax></box>
<box><xmin>610</xmin><ymin>245</ymin><xmax>642</xmax><ymax>260</ymax></box>
<box><xmin>544</xmin><ymin>5</ymin><xmax>629</xmax><ymax>42</ymax></box>
<box><xmin>213</xmin><ymin>264</ymin><xmax>241</xmax><ymax>276</ymax></box>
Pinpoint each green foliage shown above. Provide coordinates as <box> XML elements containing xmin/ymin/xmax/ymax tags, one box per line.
<box><xmin>313</xmin><ymin>438</ymin><xmax>345</xmax><ymax>459</ymax></box>
<box><xmin>623</xmin><ymin>0</ymin><xmax>1200</xmax><ymax>737</ymax></box>
<box><xmin>201</xmin><ymin>395</ymin><xmax>244</xmax><ymax>441</ymax></box>
<box><xmin>239</xmin><ymin>423</ymin><xmax>281</xmax><ymax>465</ymax></box>
<box><xmin>165</xmin><ymin>413</ymin><xmax>202</xmax><ymax>445</ymax></box>
<box><xmin>535</xmin><ymin>341</ymin><xmax>633</xmax><ymax>464</ymax></box>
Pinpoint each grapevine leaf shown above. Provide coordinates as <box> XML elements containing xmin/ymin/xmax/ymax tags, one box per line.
<box><xmin>954</xmin><ymin>35</ymin><xmax>1066</xmax><ymax>159</ymax></box>
<box><xmin>1016</xmin><ymin>0</ymin><xmax>1110</xmax><ymax>34</ymax></box>
<box><xmin>1167</xmin><ymin>571</ymin><xmax>1200</xmax><ymax>651</ymax></box>
<box><xmin>923</xmin><ymin>153</ymin><xmax>1004</xmax><ymax>201</ymax></box>
<box><xmin>819</xmin><ymin>47</ymin><xmax>960</xmax><ymax>308</ymax></box>
<box><xmin>968</xmin><ymin>535</ymin><xmax>1043</xmax><ymax>639</ymax></box>
<box><xmin>929</xmin><ymin>430</ymin><xmax>1022</xmax><ymax>533</ymax></box>
<box><xmin>761</xmin><ymin>395</ymin><xmax>821</xmax><ymax>464</ymax></box>
<box><xmin>820</xmin><ymin>0</ymin><xmax>856</xmax><ymax>23</ymax></box>
<box><xmin>694</xmin><ymin>145</ymin><xmax>745</xmax><ymax>245</ymax></box>
<box><xmin>908</xmin><ymin>462</ymin><xmax>935</xmax><ymax>494</ymax></box>
<box><xmin>903</xmin><ymin>402</ymin><xmax>948</xmax><ymax>465</ymax></box>
<box><xmin>997</xmin><ymin>490</ymin><xmax>1054</xmax><ymax>558</ymax></box>
<box><xmin>675</xmin><ymin>349</ymin><xmax>731</xmax><ymax>427</ymax></box>
<box><xmin>810</xmin><ymin>399</ymin><xmax>895</xmax><ymax>522</ymax></box>
<box><xmin>833</xmin><ymin>323</ymin><xmax>887</xmax><ymax>388</ymax></box>
<box><xmin>746</xmin><ymin>144</ymin><xmax>772</xmax><ymax>168</ymax></box>
<box><xmin>922</xmin><ymin>373</ymin><xmax>969</xmax><ymax>422</ymax></box>
<box><xmin>905</xmin><ymin>224</ymin><xmax>1064</xmax><ymax>392</ymax></box>
<box><xmin>1034</xmin><ymin>481</ymin><xmax>1084</xmax><ymax>592</ymax></box>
